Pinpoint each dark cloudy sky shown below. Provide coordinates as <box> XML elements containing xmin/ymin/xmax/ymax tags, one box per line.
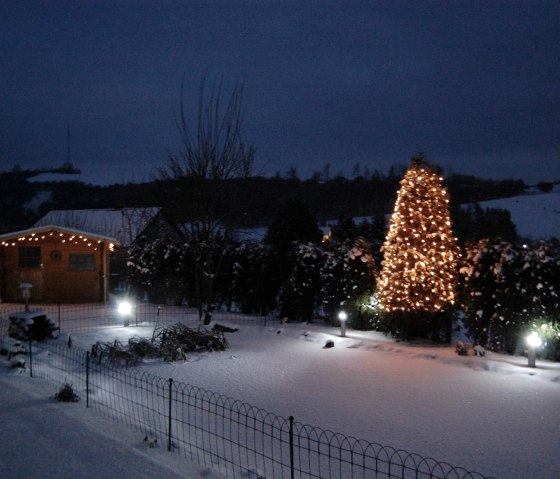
<box><xmin>1</xmin><ymin>1</ymin><xmax>559</xmax><ymax>185</ymax></box>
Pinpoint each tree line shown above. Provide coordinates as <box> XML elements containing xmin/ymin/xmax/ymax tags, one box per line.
<box><xmin>0</xmin><ymin>167</ymin><xmax>524</xmax><ymax>234</ymax></box>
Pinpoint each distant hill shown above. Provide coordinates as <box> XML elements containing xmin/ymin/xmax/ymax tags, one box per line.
<box><xmin>0</xmin><ymin>167</ymin><xmax>530</xmax><ymax>235</ymax></box>
<box><xmin>467</xmin><ymin>184</ymin><xmax>560</xmax><ymax>240</ymax></box>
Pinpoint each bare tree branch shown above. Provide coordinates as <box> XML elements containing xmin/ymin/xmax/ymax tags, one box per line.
<box><xmin>163</xmin><ymin>76</ymin><xmax>255</xmax><ymax>182</ymax></box>
<box><xmin>158</xmin><ymin>76</ymin><xmax>255</xmax><ymax>323</ymax></box>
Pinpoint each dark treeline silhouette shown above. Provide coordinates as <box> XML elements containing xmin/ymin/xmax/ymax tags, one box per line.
<box><xmin>0</xmin><ymin>167</ymin><xmax>526</xmax><ymax>235</ymax></box>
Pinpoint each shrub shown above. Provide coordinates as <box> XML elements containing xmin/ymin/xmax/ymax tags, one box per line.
<box><xmin>54</xmin><ymin>383</ymin><xmax>79</xmax><ymax>402</ymax></box>
<box><xmin>9</xmin><ymin>311</ymin><xmax>58</xmax><ymax>341</ymax></box>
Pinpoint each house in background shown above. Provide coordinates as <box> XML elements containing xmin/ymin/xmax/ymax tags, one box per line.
<box><xmin>33</xmin><ymin>207</ymin><xmax>182</xmax><ymax>293</ymax></box>
<box><xmin>0</xmin><ymin>225</ymin><xmax>118</xmax><ymax>303</ymax></box>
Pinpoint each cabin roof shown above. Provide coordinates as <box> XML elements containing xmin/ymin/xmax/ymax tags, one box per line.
<box><xmin>0</xmin><ymin>225</ymin><xmax>120</xmax><ymax>244</ymax></box>
<box><xmin>33</xmin><ymin>207</ymin><xmax>162</xmax><ymax>246</ymax></box>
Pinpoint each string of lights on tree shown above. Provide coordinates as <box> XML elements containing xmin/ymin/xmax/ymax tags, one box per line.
<box><xmin>377</xmin><ymin>157</ymin><xmax>460</xmax><ymax>313</ymax></box>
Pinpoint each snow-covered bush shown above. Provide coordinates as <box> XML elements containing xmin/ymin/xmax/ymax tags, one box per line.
<box><xmin>54</xmin><ymin>383</ymin><xmax>79</xmax><ymax>402</ymax></box>
<box><xmin>277</xmin><ymin>242</ymin><xmax>323</xmax><ymax>321</ymax></box>
<box><xmin>229</xmin><ymin>241</ymin><xmax>278</xmax><ymax>314</ymax></box>
<box><xmin>460</xmin><ymin>239</ymin><xmax>560</xmax><ymax>354</ymax></box>
<box><xmin>528</xmin><ymin>316</ymin><xmax>560</xmax><ymax>361</ymax></box>
<box><xmin>127</xmin><ymin>239</ymin><xmax>191</xmax><ymax>305</ymax></box>
<box><xmin>8</xmin><ymin>311</ymin><xmax>58</xmax><ymax>341</ymax></box>
<box><xmin>1</xmin><ymin>340</ymin><xmax>27</xmax><ymax>369</ymax></box>
<box><xmin>320</xmin><ymin>237</ymin><xmax>376</xmax><ymax>328</ymax></box>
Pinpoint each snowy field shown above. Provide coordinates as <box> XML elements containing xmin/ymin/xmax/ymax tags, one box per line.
<box><xmin>469</xmin><ymin>184</ymin><xmax>560</xmax><ymax>240</ymax></box>
<box><xmin>5</xmin><ymin>310</ymin><xmax>557</xmax><ymax>479</ymax></box>
<box><xmin>241</xmin><ymin>185</ymin><xmax>560</xmax><ymax>243</ymax></box>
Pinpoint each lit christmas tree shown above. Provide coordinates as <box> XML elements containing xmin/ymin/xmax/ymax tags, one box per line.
<box><xmin>377</xmin><ymin>156</ymin><xmax>459</xmax><ymax>314</ymax></box>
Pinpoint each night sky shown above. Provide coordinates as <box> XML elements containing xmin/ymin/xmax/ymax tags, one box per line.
<box><xmin>1</xmin><ymin>1</ymin><xmax>559</xmax><ymax>185</ymax></box>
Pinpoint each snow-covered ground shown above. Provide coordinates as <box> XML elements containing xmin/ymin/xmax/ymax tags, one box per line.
<box><xmin>0</xmin><ymin>367</ymin><xmax>225</xmax><ymax>478</ymax></box>
<box><xmin>5</xmin><ymin>316</ymin><xmax>559</xmax><ymax>479</ymax></box>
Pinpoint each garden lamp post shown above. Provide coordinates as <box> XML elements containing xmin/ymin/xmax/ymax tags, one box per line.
<box><xmin>526</xmin><ymin>332</ymin><xmax>542</xmax><ymax>368</ymax></box>
<box><xmin>20</xmin><ymin>282</ymin><xmax>32</xmax><ymax>312</ymax></box>
<box><xmin>338</xmin><ymin>311</ymin><xmax>347</xmax><ymax>337</ymax></box>
<box><xmin>118</xmin><ymin>300</ymin><xmax>133</xmax><ymax>327</ymax></box>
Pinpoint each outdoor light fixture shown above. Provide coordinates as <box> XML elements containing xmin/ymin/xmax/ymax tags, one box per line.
<box><xmin>338</xmin><ymin>311</ymin><xmax>348</xmax><ymax>337</ymax></box>
<box><xmin>20</xmin><ymin>282</ymin><xmax>32</xmax><ymax>313</ymax></box>
<box><xmin>118</xmin><ymin>300</ymin><xmax>133</xmax><ymax>326</ymax></box>
<box><xmin>526</xmin><ymin>332</ymin><xmax>542</xmax><ymax>368</ymax></box>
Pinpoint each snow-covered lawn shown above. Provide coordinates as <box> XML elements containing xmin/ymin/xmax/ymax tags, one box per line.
<box><xmin>2</xmin><ymin>300</ymin><xmax>559</xmax><ymax>479</ymax></box>
<box><xmin>48</xmin><ymin>319</ymin><xmax>560</xmax><ymax>479</ymax></box>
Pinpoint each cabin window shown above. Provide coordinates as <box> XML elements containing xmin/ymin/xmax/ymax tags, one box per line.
<box><xmin>18</xmin><ymin>247</ymin><xmax>42</xmax><ymax>268</ymax></box>
<box><xmin>69</xmin><ymin>254</ymin><xmax>95</xmax><ymax>272</ymax></box>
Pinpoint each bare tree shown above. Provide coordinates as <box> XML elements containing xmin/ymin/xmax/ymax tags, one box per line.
<box><xmin>159</xmin><ymin>77</ymin><xmax>255</xmax><ymax>323</ymax></box>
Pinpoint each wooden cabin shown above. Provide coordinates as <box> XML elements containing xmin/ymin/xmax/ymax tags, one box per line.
<box><xmin>33</xmin><ymin>207</ymin><xmax>182</xmax><ymax>293</ymax></box>
<box><xmin>0</xmin><ymin>225</ymin><xmax>118</xmax><ymax>303</ymax></box>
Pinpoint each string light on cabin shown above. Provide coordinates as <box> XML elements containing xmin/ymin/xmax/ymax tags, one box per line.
<box><xmin>1</xmin><ymin>230</ymin><xmax>111</xmax><ymax>252</ymax></box>
<box><xmin>377</xmin><ymin>157</ymin><xmax>460</xmax><ymax>313</ymax></box>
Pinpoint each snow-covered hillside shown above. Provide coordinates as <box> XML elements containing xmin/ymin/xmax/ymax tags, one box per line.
<box><xmin>239</xmin><ymin>185</ymin><xmax>560</xmax><ymax>243</ymax></box>
<box><xmin>469</xmin><ymin>184</ymin><xmax>560</xmax><ymax>240</ymax></box>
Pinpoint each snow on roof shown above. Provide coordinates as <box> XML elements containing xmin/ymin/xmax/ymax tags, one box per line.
<box><xmin>33</xmin><ymin>208</ymin><xmax>161</xmax><ymax>246</ymax></box>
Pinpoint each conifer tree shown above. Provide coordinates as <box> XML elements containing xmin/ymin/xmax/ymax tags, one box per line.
<box><xmin>377</xmin><ymin>156</ymin><xmax>460</xmax><ymax>314</ymax></box>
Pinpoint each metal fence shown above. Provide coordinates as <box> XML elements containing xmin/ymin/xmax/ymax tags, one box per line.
<box><xmin>20</xmin><ymin>338</ymin><xmax>494</xmax><ymax>479</ymax></box>
<box><xmin>0</xmin><ymin>302</ymin><xmax>278</xmax><ymax>338</ymax></box>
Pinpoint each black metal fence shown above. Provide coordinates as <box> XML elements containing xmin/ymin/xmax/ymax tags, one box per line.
<box><xmin>21</xmin><ymin>338</ymin><xmax>494</xmax><ymax>479</ymax></box>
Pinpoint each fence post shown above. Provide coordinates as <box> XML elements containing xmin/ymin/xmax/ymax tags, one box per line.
<box><xmin>168</xmin><ymin>378</ymin><xmax>173</xmax><ymax>451</ymax></box>
<box><xmin>28</xmin><ymin>337</ymin><xmax>33</xmax><ymax>378</ymax></box>
<box><xmin>85</xmin><ymin>352</ymin><xmax>90</xmax><ymax>408</ymax></box>
<box><xmin>289</xmin><ymin>416</ymin><xmax>295</xmax><ymax>479</ymax></box>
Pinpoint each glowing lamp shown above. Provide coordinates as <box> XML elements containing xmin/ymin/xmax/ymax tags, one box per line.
<box><xmin>527</xmin><ymin>332</ymin><xmax>542</xmax><ymax>348</ymax></box>
<box><xmin>526</xmin><ymin>332</ymin><xmax>542</xmax><ymax>368</ymax></box>
<box><xmin>118</xmin><ymin>300</ymin><xmax>133</xmax><ymax>326</ymax></box>
<box><xmin>118</xmin><ymin>301</ymin><xmax>132</xmax><ymax>316</ymax></box>
<box><xmin>338</xmin><ymin>311</ymin><xmax>348</xmax><ymax>337</ymax></box>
